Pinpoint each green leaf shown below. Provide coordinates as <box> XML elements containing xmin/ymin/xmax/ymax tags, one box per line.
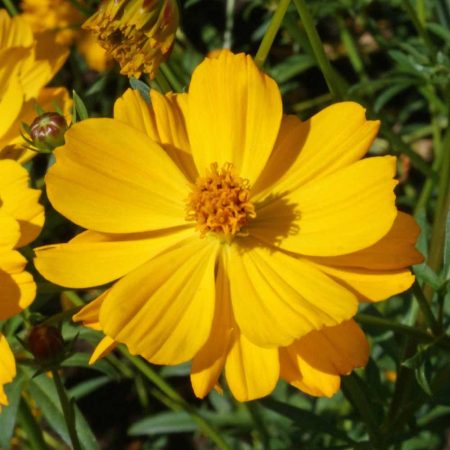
<box><xmin>128</xmin><ymin>411</ymin><xmax>197</xmax><ymax>436</ymax></box>
<box><xmin>72</xmin><ymin>91</ymin><xmax>89</xmax><ymax>121</ymax></box>
<box><xmin>27</xmin><ymin>372</ymin><xmax>100</xmax><ymax>450</ymax></box>
<box><xmin>444</xmin><ymin>208</ymin><xmax>450</xmax><ymax>280</ymax></box>
<box><xmin>413</xmin><ymin>264</ymin><xmax>442</xmax><ymax>290</ymax></box>
<box><xmin>130</xmin><ymin>77</ymin><xmax>151</xmax><ymax>104</ymax></box>
<box><xmin>68</xmin><ymin>376</ymin><xmax>111</xmax><ymax>400</ymax></box>
<box><xmin>0</xmin><ymin>372</ymin><xmax>25</xmax><ymax>450</ymax></box>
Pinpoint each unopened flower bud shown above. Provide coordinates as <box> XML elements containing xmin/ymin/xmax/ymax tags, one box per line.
<box><xmin>30</xmin><ymin>112</ymin><xmax>68</xmax><ymax>150</ymax></box>
<box><xmin>83</xmin><ymin>0</ymin><xmax>179</xmax><ymax>78</ymax></box>
<box><xmin>28</xmin><ymin>325</ymin><xmax>64</xmax><ymax>363</ymax></box>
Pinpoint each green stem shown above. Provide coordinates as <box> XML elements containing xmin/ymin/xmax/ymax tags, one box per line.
<box><xmin>342</xmin><ymin>373</ymin><xmax>382</xmax><ymax>448</ymax></box>
<box><xmin>254</xmin><ymin>0</ymin><xmax>291</xmax><ymax>67</ymax></box>
<box><xmin>292</xmin><ymin>0</ymin><xmax>345</xmax><ymax>99</ymax></box>
<box><xmin>412</xmin><ymin>281</ymin><xmax>440</xmax><ymax>335</ymax></box>
<box><xmin>120</xmin><ymin>349</ymin><xmax>232</xmax><ymax>450</ymax></box>
<box><xmin>223</xmin><ymin>0</ymin><xmax>235</xmax><ymax>49</ymax></box>
<box><xmin>1</xmin><ymin>0</ymin><xmax>18</xmax><ymax>15</ymax></box>
<box><xmin>18</xmin><ymin>398</ymin><xmax>50</xmax><ymax>450</ymax></box>
<box><xmin>51</xmin><ymin>369</ymin><xmax>82</xmax><ymax>450</ymax></box>
<box><xmin>336</xmin><ymin>14</ymin><xmax>368</xmax><ymax>81</ymax></box>
<box><xmin>356</xmin><ymin>313</ymin><xmax>450</xmax><ymax>349</ymax></box>
<box><xmin>424</xmin><ymin>115</ymin><xmax>450</xmax><ymax>299</ymax></box>
<box><xmin>401</xmin><ymin>0</ymin><xmax>437</xmax><ymax>62</ymax></box>
<box><xmin>160</xmin><ymin>62</ymin><xmax>182</xmax><ymax>92</ymax></box>
<box><xmin>153</xmin><ymin>70</ymin><xmax>172</xmax><ymax>93</ymax></box>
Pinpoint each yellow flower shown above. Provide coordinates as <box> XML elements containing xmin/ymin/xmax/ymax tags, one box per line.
<box><xmin>83</xmin><ymin>0</ymin><xmax>179</xmax><ymax>78</ymax></box>
<box><xmin>20</xmin><ymin>0</ymin><xmax>113</xmax><ymax>72</ymax></box>
<box><xmin>0</xmin><ymin>160</ymin><xmax>44</xmax><ymax>406</ymax></box>
<box><xmin>0</xmin><ymin>9</ymin><xmax>71</xmax><ymax>163</ymax></box>
<box><xmin>35</xmin><ymin>51</ymin><xmax>423</xmax><ymax>400</ymax></box>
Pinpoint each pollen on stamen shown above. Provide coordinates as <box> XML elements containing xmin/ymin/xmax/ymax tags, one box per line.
<box><xmin>186</xmin><ymin>163</ymin><xmax>256</xmax><ymax>238</ymax></box>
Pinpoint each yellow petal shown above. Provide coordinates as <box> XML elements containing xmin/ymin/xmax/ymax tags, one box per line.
<box><xmin>253</xmin><ymin>103</ymin><xmax>380</xmax><ymax>199</ymax></box>
<box><xmin>46</xmin><ymin>119</ymin><xmax>190</xmax><ymax>233</ymax></box>
<box><xmin>225</xmin><ymin>241</ymin><xmax>358</xmax><ymax>347</ymax></box>
<box><xmin>100</xmin><ymin>237</ymin><xmax>219</xmax><ymax>365</ymax></box>
<box><xmin>0</xmin><ymin>76</ymin><xmax>23</xmax><ymax>139</ymax></box>
<box><xmin>293</xmin><ymin>320</ymin><xmax>369</xmax><ymax>375</ymax></box>
<box><xmin>89</xmin><ymin>336</ymin><xmax>117</xmax><ymax>364</ymax></box>
<box><xmin>187</xmin><ymin>51</ymin><xmax>282</xmax><ymax>182</ymax></box>
<box><xmin>191</xmin><ymin>256</ymin><xmax>233</xmax><ymax>399</ymax></box>
<box><xmin>0</xmin><ymin>160</ymin><xmax>44</xmax><ymax>247</ymax></box>
<box><xmin>0</xmin><ymin>250</ymin><xmax>36</xmax><ymax>320</ymax></box>
<box><xmin>0</xmin><ymin>333</ymin><xmax>16</xmax><ymax>407</ymax></box>
<box><xmin>114</xmin><ymin>88</ymin><xmax>196</xmax><ymax>181</ymax></box>
<box><xmin>251</xmin><ymin>156</ymin><xmax>398</xmax><ymax>256</ymax></box>
<box><xmin>307</xmin><ymin>261</ymin><xmax>415</xmax><ymax>302</ymax></box>
<box><xmin>35</xmin><ymin>227</ymin><xmax>195</xmax><ymax>288</ymax></box>
<box><xmin>225</xmin><ymin>332</ymin><xmax>279</xmax><ymax>402</ymax></box>
<box><xmin>0</xmin><ymin>211</ymin><xmax>19</xmax><ymax>249</ymax></box>
<box><xmin>0</xmin><ymin>11</ymin><xmax>33</xmax><ymax>48</ymax></box>
<box><xmin>72</xmin><ymin>290</ymin><xmax>109</xmax><ymax>330</ymax></box>
<box><xmin>309</xmin><ymin>212</ymin><xmax>423</xmax><ymax>270</ymax></box>
<box><xmin>279</xmin><ymin>347</ymin><xmax>340</xmax><ymax>397</ymax></box>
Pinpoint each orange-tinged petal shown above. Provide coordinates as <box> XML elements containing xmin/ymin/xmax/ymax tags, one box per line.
<box><xmin>225</xmin><ymin>240</ymin><xmax>358</xmax><ymax>347</ymax></box>
<box><xmin>46</xmin><ymin>119</ymin><xmax>190</xmax><ymax>233</ymax></box>
<box><xmin>309</xmin><ymin>212</ymin><xmax>423</xmax><ymax>270</ymax></box>
<box><xmin>0</xmin><ymin>11</ymin><xmax>33</xmax><ymax>48</ymax></box>
<box><xmin>0</xmin><ymin>160</ymin><xmax>44</xmax><ymax>247</ymax></box>
<box><xmin>191</xmin><ymin>257</ymin><xmax>233</xmax><ymax>399</ymax></box>
<box><xmin>187</xmin><ymin>51</ymin><xmax>282</xmax><ymax>182</ymax></box>
<box><xmin>225</xmin><ymin>332</ymin><xmax>279</xmax><ymax>402</ymax></box>
<box><xmin>0</xmin><ymin>333</ymin><xmax>16</xmax><ymax>407</ymax></box>
<box><xmin>100</xmin><ymin>237</ymin><xmax>219</xmax><ymax>365</ymax></box>
<box><xmin>35</xmin><ymin>227</ymin><xmax>195</xmax><ymax>288</ymax></box>
<box><xmin>89</xmin><ymin>336</ymin><xmax>117</xmax><ymax>364</ymax></box>
<box><xmin>252</xmin><ymin>156</ymin><xmax>398</xmax><ymax>256</ymax></box>
<box><xmin>0</xmin><ymin>250</ymin><xmax>36</xmax><ymax>320</ymax></box>
<box><xmin>253</xmin><ymin>103</ymin><xmax>380</xmax><ymax>198</ymax></box>
<box><xmin>280</xmin><ymin>348</ymin><xmax>341</xmax><ymax>397</ymax></box>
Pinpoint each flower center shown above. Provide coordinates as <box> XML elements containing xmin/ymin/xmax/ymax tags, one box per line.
<box><xmin>186</xmin><ymin>163</ymin><xmax>256</xmax><ymax>238</ymax></box>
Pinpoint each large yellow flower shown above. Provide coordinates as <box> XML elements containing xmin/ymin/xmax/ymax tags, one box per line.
<box><xmin>0</xmin><ymin>160</ymin><xmax>44</xmax><ymax>406</ymax></box>
<box><xmin>0</xmin><ymin>9</ymin><xmax>70</xmax><ymax>163</ymax></box>
<box><xmin>35</xmin><ymin>51</ymin><xmax>422</xmax><ymax>400</ymax></box>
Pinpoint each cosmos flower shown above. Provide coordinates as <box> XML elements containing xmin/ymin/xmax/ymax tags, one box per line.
<box><xmin>0</xmin><ymin>9</ymin><xmax>71</xmax><ymax>163</ymax></box>
<box><xmin>0</xmin><ymin>160</ymin><xmax>44</xmax><ymax>406</ymax></box>
<box><xmin>20</xmin><ymin>0</ymin><xmax>112</xmax><ymax>72</ymax></box>
<box><xmin>83</xmin><ymin>0</ymin><xmax>179</xmax><ymax>78</ymax></box>
<box><xmin>35</xmin><ymin>51</ymin><xmax>422</xmax><ymax>400</ymax></box>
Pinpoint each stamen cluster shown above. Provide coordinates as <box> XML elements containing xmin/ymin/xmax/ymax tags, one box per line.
<box><xmin>186</xmin><ymin>163</ymin><xmax>256</xmax><ymax>238</ymax></box>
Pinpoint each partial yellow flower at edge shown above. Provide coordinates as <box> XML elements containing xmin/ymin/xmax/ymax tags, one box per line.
<box><xmin>35</xmin><ymin>52</ymin><xmax>423</xmax><ymax>401</ymax></box>
<box><xmin>83</xmin><ymin>0</ymin><xmax>179</xmax><ymax>78</ymax></box>
<box><xmin>0</xmin><ymin>160</ymin><xmax>44</xmax><ymax>406</ymax></box>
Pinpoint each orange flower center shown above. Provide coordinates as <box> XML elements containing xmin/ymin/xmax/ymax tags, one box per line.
<box><xmin>186</xmin><ymin>163</ymin><xmax>256</xmax><ymax>238</ymax></box>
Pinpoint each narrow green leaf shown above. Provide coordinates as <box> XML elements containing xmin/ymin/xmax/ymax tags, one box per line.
<box><xmin>0</xmin><ymin>372</ymin><xmax>25</xmax><ymax>449</ymax></box>
<box><xmin>444</xmin><ymin>208</ymin><xmax>450</xmax><ymax>279</ymax></box>
<box><xmin>128</xmin><ymin>411</ymin><xmax>197</xmax><ymax>436</ymax></box>
<box><xmin>130</xmin><ymin>77</ymin><xmax>151</xmax><ymax>104</ymax></box>
<box><xmin>72</xmin><ymin>91</ymin><xmax>89</xmax><ymax>121</ymax></box>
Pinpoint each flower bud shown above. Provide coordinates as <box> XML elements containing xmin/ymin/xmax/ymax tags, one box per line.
<box><xmin>30</xmin><ymin>112</ymin><xmax>68</xmax><ymax>150</ymax></box>
<box><xmin>83</xmin><ymin>0</ymin><xmax>179</xmax><ymax>78</ymax></box>
<box><xmin>28</xmin><ymin>325</ymin><xmax>64</xmax><ymax>364</ymax></box>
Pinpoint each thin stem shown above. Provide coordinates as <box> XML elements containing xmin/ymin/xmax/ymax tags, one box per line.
<box><xmin>153</xmin><ymin>70</ymin><xmax>172</xmax><ymax>93</ymax></box>
<box><xmin>223</xmin><ymin>0</ymin><xmax>235</xmax><ymax>49</ymax></box>
<box><xmin>401</xmin><ymin>0</ymin><xmax>437</xmax><ymax>62</ymax></box>
<box><xmin>356</xmin><ymin>313</ymin><xmax>450</xmax><ymax>349</ymax></box>
<box><xmin>120</xmin><ymin>349</ymin><xmax>233</xmax><ymax>450</ymax></box>
<box><xmin>1</xmin><ymin>0</ymin><xmax>18</xmax><ymax>15</ymax></box>
<box><xmin>412</xmin><ymin>281</ymin><xmax>440</xmax><ymax>335</ymax></box>
<box><xmin>254</xmin><ymin>0</ymin><xmax>291</xmax><ymax>67</ymax></box>
<box><xmin>336</xmin><ymin>14</ymin><xmax>368</xmax><ymax>81</ymax></box>
<box><xmin>18</xmin><ymin>398</ymin><xmax>50</xmax><ymax>450</ymax></box>
<box><xmin>292</xmin><ymin>0</ymin><xmax>345</xmax><ymax>99</ymax></box>
<box><xmin>51</xmin><ymin>369</ymin><xmax>82</xmax><ymax>450</ymax></box>
<box><xmin>160</xmin><ymin>62</ymin><xmax>183</xmax><ymax>92</ymax></box>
